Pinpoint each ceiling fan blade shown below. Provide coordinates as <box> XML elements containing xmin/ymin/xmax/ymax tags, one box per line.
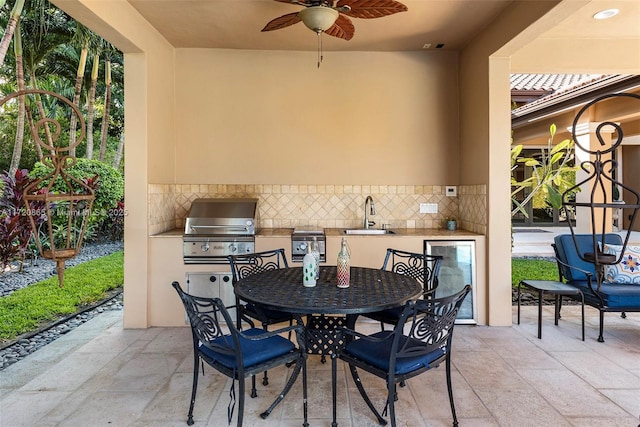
<box><xmin>337</xmin><ymin>0</ymin><xmax>407</xmax><ymax>19</ymax></box>
<box><xmin>262</xmin><ymin>12</ymin><xmax>303</xmax><ymax>32</ymax></box>
<box><xmin>324</xmin><ymin>15</ymin><xmax>355</xmax><ymax>40</ymax></box>
<box><xmin>273</xmin><ymin>0</ymin><xmax>312</xmax><ymax>5</ymax></box>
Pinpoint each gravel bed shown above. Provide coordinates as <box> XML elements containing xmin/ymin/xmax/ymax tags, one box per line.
<box><xmin>0</xmin><ymin>242</ymin><xmax>124</xmax><ymax>371</ymax></box>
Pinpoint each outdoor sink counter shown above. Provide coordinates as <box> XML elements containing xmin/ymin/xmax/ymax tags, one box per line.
<box><xmin>322</xmin><ymin>228</ymin><xmax>481</xmax><ymax>237</ymax></box>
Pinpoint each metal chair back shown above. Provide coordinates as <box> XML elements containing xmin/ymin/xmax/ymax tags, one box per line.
<box><xmin>382</xmin><ymin>248</ymin><xmax>443</xmax><ymax>296</ymax></box>
<box><xmin>228</xmin><ymin>248</ymin><xmax>289</xmax><ymax>282</ymax></box>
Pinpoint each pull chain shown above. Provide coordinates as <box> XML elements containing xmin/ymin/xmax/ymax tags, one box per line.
<box><xmin>317</xmin><ymin>31</ymin><xmax>324</xmax><ymax>68</ymax></box>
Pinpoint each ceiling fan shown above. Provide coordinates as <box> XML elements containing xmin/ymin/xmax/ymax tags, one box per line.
<box><xmin>262</xmin><ymin>0</ymin><xmax>408</xmax><ymax>41</ymax></box>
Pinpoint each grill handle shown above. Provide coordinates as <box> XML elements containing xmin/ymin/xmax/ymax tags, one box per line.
<box><xmin>189</xmin><ymin>225</ymin><xmax>251</xmax><ymax>233</ymax></box>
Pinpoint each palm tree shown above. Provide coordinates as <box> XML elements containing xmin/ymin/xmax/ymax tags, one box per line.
<box><xmin>9</xmin><ymin>19</ymin><xmax>25</xmax><ymax>175</ymax></box>
<box><xmin>67</xmin><ymin>23</ymin><xmax>93</xmax><ymax>157</ymax></box>
<box><xmin>0</xmin><ymin>0</ymin><xmax>24</xmax><ymax>67</ymax></box>
<box><xmin>0</xmin><ymin>1</ymin><xmax>124</xmax><ymax>169</ymax></box>
<box><xmin>98</xmin><ymin>44</ymin><xmax>114</xmax><ymax>161</ymax></box>
<box><xmin>113</xmin><ymin>132</ymin><xmax>124</xmax><ymax>169</ymax></box>
<box><xmin>85</xmin><ymin>47</ymin><xmax>100</xmax><ymax>159</ymax></box>
<box><xmin>20</xmin><ymin>2</ymin><xmax>72</xmax><ymax>158</ymax></box>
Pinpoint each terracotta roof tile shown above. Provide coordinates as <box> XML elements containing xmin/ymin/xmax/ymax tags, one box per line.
<box><xmin>510</xmin><ymin>74</ymin><xmax>608</xmax><ymax>91</ymax></box>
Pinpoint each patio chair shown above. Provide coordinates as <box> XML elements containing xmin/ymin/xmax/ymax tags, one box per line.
<box><xmin>333</xmin><ymin>285</ymin><xmax>471</xmax><ymax>427</ymax></box>
<box><xmin>172</xmin><ymin>281</ymin><xmax>308</xmax><ymax>427</ymax></box>
<box><xmin>360</xmin><ymin>248</ymin><xmax>443</xmax><ymax>330</ymax></box>
<box><xmin>228</xmin><ymin>249</ymin><xmax>296</xmax><ymax>390</ymax></box>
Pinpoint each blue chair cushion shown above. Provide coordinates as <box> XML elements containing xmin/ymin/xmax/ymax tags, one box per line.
<box><xmin>555</xmin><ymin>234</ymin><xmax>622</xmax><ymax>281</ymax></box>
<box><xmin>344</xmin><ymin>331</ymin><xmax>445</xmax><ymax>375</ymax></box>
<box><xmin>199</xmin><ymin>327</ymin><xmax>295</xmax><ymax>369</ymax></box>
<box><xmin>567</xmin><ymin>280</ymin><xmax>640</xmax><ymax>308</ymax></box>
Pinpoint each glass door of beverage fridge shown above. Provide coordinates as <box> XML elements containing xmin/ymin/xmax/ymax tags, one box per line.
<box><xmin>424</xmin><ymin>240</ymin><xmax>477</xmax><ymax>324</ymax></box>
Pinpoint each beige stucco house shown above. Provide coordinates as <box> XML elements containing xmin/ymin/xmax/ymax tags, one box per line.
<box><xmin>50</xmin><ymin>0</ymin><xmax>640</xmax><ymax>329</ymax></box>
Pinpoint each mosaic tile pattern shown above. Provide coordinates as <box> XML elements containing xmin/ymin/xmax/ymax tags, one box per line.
<box><xmin>148</xmin><ymin>184</ymin><xmax>486</xmax><ymax>235</ymax></box>
<box><xmin>459</xmin><ymin>184</ymin><xmax>487</xmax><ymax>235</ymax></box>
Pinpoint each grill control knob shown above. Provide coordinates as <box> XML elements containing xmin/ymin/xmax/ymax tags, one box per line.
<box><xmin>229</xmin><ymin>243</ymin><xmax>237</xmax><ymax>253</ymax></box>
<box><xmin>299</xmin><ymin>242</ymin><xmax>308</xmax><ymax>251</ymax></box>
<box><xmin>201</xmin><ymin>242</ymin><xmax>209</xmax><ymax>252</ymax></box>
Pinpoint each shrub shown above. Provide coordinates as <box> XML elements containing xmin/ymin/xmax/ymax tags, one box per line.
<box><xmin>29</xmin><ymin>158</ymin><xmax>123</xmax><ymax>211</ymax></box>
<box><xmin>29</xmin><ymin>159</ymin><xmax>124</xmax><ymax>242</ymax></box>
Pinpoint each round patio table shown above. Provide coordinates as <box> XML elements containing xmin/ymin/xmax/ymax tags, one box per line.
<box><xmin>234</xmin><ymin>265</ymin><xmax>422</xmax><ymax>315</ymax></box>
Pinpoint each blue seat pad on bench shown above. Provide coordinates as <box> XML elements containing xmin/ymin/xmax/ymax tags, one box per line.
<box><xmin>567</xmin><ymin>280</ymin><xmax>640</xmax><ymax>308</ymax></box>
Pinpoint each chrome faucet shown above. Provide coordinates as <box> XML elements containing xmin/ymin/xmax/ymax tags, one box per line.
<box><xmin>364</xmin><ymin>196</ymin><xmax>376</xmax><ymax>229</ymax></box>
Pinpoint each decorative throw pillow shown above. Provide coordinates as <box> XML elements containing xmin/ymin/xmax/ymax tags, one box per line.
<box><xmin>602</xmin><ymin>244</ymin><xmax>640</xmax><ymax>284</ymax></box>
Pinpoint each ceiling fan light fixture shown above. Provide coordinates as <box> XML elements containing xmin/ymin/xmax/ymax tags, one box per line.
<box><xmin>299</xmin><ymin>6</ymin><xmax>339</xmax><ymax>33</ymax></box>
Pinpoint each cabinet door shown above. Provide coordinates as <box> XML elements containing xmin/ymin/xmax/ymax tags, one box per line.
<box><xmin>186</xmin><ymin>272</ymin><xmax>235</xmax><ymax>321</ymax></box>
<box><xmin>424</xmin><ymin>240</ymin><xmax>477</xmax><ymax>324</ymax></box>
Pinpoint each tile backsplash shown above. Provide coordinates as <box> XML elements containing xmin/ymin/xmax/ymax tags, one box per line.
<box><xmin>148</xmin><ymin>184</ymin><xmax>486</xmax><ymax>235</ymax></box>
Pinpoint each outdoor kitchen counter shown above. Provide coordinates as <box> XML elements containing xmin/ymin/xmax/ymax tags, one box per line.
<box><xmin>151</xmin><ymin>229</ymin><xmax>183</xmax><ymax>237</ymax></box>
<box><xmin>256</xmin><ymin>228</ymin><xmax>294</xmax><ymax>236</ymax></box>
<box><xmin>151</xmin><ymin>228</ymin><xmax>295</xmax><ymax>237</ymax></box>
<box><xmin>323</xmin><ymin>228</ymin><xmax>482</xmax><ymax>237</ymax></box>
<box><xmin>152</xmin><ymin>228</ymin><xmax>482</xmax><ymax>238</ymax></box>
<box><xmin>265</xmin><ymin>228</ymin><xmax>483</xmax><ymax>236</ymax></box>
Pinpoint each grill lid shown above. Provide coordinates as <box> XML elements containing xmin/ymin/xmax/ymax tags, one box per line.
<box><xmin>184</xmin><ymin>198</ymin><xmax>258</xmax><ymax>236</ymax></box>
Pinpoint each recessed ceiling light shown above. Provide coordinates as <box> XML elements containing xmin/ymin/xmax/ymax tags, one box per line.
<box><xmin>593</xmin><ymin>9</ymin><xmax>619</xmax><ymax>20</ymax></box>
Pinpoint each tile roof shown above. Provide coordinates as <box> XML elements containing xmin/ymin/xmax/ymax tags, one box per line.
<box><xmin>510</xmin><ymin>74</ymin><xmax>608</xmax><ymax>91</ymax></box>
<box><xmin>510</xmin><ymin>74</ymin><xmax>637</xmax><ymax>122</ymax></box>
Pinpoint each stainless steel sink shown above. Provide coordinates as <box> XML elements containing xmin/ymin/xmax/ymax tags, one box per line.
<box><xmin>343</xmin><ymin>229</ymin><xmax>395</xmax><ymax>235</ymax></box>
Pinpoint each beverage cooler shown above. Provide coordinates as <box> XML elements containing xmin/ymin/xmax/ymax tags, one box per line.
<box><xmin>424</xmin><ymin>240</ymin><xmax>477</xmax><ymax>324</ymax></box>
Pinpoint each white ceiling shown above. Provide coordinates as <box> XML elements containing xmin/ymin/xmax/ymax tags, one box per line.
<box><xmin>127</xmin><ymin>0</ymin><xmax>640</xmax><ymax>52</ymax></box>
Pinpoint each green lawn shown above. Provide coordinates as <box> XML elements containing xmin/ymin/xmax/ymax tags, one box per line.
<box><xmin>511</xmin><ymin>257</ymin><xmax>558</xmax><ymax>287</ymax></box>
<box><xmin>0</xmin><ymin>251</ymin><xmax>123</xmax><ymax>343</ymax></box>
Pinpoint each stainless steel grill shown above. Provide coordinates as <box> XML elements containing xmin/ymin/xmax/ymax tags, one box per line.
<box><xmin>291</xmin><ymin>226</ymin><xmax>326</xmax><ymax>262</ymax></box>
<box><xmin>183</xmin><ymin>198</ymin><xmax>257</xmax><ymax>264</ymax></box>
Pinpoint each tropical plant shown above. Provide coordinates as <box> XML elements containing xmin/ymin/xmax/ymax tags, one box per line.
<box><xmin>8</xmin><ymin>17</ymin><xmax>25</xmax><ymax>175</ymax></box>
<box><xmin>0</xmin><ymin>0</ymin><xmax>25</xmax><ymax>66</ymax></box>
<box><xmin>85</xmin><ymin>40</ymin><xmax>102</xmax><ymax>159</ymax></box>
<box><xmin>0</xmin><ymin>168</ymin><xmax>45</xmax><ymax>270</ymax></box>
<box><xmin>511</xmin><ymin>124</ymin><xmax>578</xmax><ymax>218</ymax></box>
<box><xmin>0</xmin><ymin>2</ymin><xmax>124</xmax><ymax>170</ymax></box>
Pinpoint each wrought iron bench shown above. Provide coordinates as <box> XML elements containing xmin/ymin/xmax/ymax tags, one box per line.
<box><xmin>552</xmin><ymin>233</ymin><xmax>640</xmax><ymax>342</ymax></box>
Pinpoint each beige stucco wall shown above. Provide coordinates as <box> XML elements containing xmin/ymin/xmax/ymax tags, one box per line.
<box><xmin>174</xmin><ymin>49</ymin><xmax>460</xmax><ymax>185</ymax></box>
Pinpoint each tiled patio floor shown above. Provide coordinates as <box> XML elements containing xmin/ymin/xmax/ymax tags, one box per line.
<box><xmin>1</xmin><ymin>306</ymin><xmax>639</xmax><ymax>426</ymax></box>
